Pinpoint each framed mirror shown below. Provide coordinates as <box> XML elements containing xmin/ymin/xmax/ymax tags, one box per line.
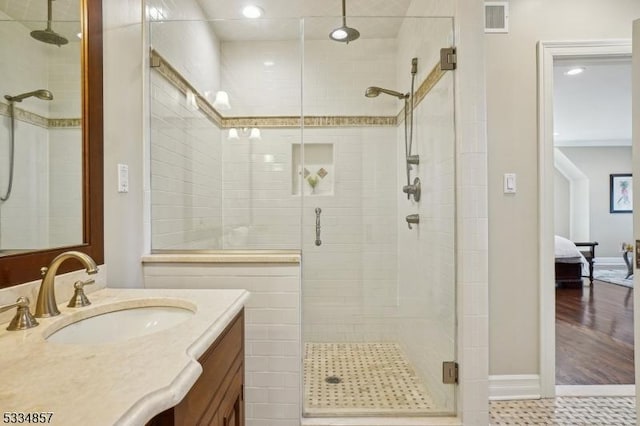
<box><xmin>0</xmin><ymin>0</ymin><xmax>103</xmax><ymax>288</ymax></box>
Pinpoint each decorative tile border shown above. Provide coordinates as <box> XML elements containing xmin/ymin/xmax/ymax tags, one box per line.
<box><xmin>0</xmin><ymin>102</ymin><xmax>81</xmax><ymax>129</ymax></box>
<box><xmin>397</xmin><ymin>63</ymin><xmax>448</xmax><ymax>124</ymax></box>
<box><xmin>49</xmin><ymin>118</ymin><xmax>82</xmax><ymax>128</ymax></box>
<box><xmin>224</xmin><ymin>115</ymin><xmax>397</xmax><ymax>129</ymax></box>
<box><xmin>151</xmin><ymin>48</ymin><xmax>448</xmax><ymax>130</ymax></box>
<box><xmin>150</xmin><ymin>49</ymin><xmax>224</xmax><ymax>127</ymax></box>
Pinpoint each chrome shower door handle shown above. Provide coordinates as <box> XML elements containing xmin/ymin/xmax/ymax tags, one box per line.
<box><xmin>315</xmin><ymin>207</ymin><xmax>322</xmax><ymax>246</ymax></box>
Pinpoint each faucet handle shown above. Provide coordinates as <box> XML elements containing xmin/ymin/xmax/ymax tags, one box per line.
<box><xmin>67</xmin><ymin>279</ymin><xmax>95</xmax><ymax>308</ymax></box>
<box><xmin>40</xmin><ymin>267</ymin><xmax>48</xmax><ymax>277</ymax></box>
<box><xmin>0</xmin><ymin>297</ymin><xmax>39</xmax><ymax>331</ymax></box>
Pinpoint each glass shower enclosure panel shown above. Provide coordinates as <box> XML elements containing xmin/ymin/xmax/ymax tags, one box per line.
<box><xmin>301</xmin><ymin>17</ymin><xmax>457</xmax><ymax>417</ymax></box>
<box><xmin>148</xmin><ymin>18</ymin><xmax>302</xmax><ymax>251</ymax></box>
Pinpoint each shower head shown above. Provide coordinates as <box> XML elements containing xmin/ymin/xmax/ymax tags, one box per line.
<box><xmin>4</xmin><ymin>90</ymin><xmax>54</xmax><ymax>103</ymax></box>
<box><xmin>329</xmin><ymin>0</ymin><xmax>360</xmax><ymax>44</ymax></box>
<box><xmin>365</xmin><ymin>86</ymin><xmax>409</xmax><ymax>100</ymax></box>
<box><xmin>31</xmin><ymin>28</ymin><xmax>69</xmax><ymax>46</ymax></box>
<box><xmin>31</xmin><ymin>0</ymin><xmax>68</xmax><ymax>46</ymax></box>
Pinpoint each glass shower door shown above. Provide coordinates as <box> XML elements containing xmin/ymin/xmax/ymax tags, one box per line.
<box><xmin>300</xmin><ymin>16</ymin><xmax>457</xmax><ymax>417</ymax></box>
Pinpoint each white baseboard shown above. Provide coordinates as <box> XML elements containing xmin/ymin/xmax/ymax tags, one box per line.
<box><xmin>556</xmin><ymin>385</ymin><xmax>635</xmax><ymax>396</ymax></box>
<box><xmin>594</xmin><ymin>257</ymin><xmax>625</xmax><ymax>267</ymax></box>
<box><xmin>489</xmin><ymin>375</ymin><xmax>541</xmax><ymax>400</ymax></box>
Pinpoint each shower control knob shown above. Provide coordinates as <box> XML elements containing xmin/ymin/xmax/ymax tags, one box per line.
<box><xmin>406</xmin><ymin>214</ymin><xmax>420</xmax><ymax>230</ymax></box>
<box><xmin>402</xmin><ymin>177</ymin><xmax>421</xmax><ymax>202</ymax></box>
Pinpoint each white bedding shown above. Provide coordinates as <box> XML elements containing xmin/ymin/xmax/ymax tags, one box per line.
<box><xmin>555</xmin><ymin>235</ymin><xmax>588</xmax><ymax>275</ymax></box>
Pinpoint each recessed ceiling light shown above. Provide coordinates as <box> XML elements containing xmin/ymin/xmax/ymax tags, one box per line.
<box><xmin>553</xmin><ymin>132</ymin><xmax>560</xmax><ymax>136</ymax></box>
<box><xmin>263</xmin><ymin>60</ymin><xmax>275</xmax><ymax>67</ymax></box>
<box><xmin>242</xmin><ymin>5</ymin><xmax>264</xmax><ymax>19</ymax></box>
<box><xmin>564</xmin><ymin>67</ymin><xmax>585</xmax><ymax>76</ymax></box>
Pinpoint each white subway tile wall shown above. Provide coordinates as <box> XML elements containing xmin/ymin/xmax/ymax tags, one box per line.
<box><xmin>150</xmin><ymin>72</ymin><xmax>224</xmax><ymax>249</ymax></box>
<box><xmin>48</xmin><ymin>129</ymin><xmax>82</xmax><ymax>246</ymax></box>
<box><xmin>395</xmin><ymin>18</ymin><xmax>457</xmax><ymax>412</ymax></box>
<box><xmin>143</xmin><ymin>263</ymin><xmax>301</xmax><ymax>426</ymax></box>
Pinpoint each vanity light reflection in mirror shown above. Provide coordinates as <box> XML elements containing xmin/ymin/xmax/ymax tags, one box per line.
<box><xmin>0</xmin><ymin>0</ymin><xmax>83</xmax><ymax>256</ymax></box>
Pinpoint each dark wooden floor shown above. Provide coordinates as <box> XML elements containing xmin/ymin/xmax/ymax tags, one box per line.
<box><xmin>556</xmin><ymin>280</ymin><xmax>635</xmax><ymax>385</ymax></box>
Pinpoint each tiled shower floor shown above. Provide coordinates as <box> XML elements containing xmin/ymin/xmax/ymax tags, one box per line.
<box><xmin>303</xmin><ymin>343</ymin><xmax>435</xmax><ymax>416</ymax></box>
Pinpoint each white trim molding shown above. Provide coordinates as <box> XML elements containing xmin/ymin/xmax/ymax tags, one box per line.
<box><xmin>594</xmin><ymin>257</ymin><xmax>626</xmax><ymax>267</ymax></box>
<box><xmin>489</xmin><ymin>375</ymin><xmax>541</xmax><ymax>401</ymax></box>
<box><xmin>537</xmin><ymin>39</ymin><xmax>632</xmax><ymax>398</ymax></box>
<box><xmin>556</xmin><ymin>385</ymin><xmax>635</xmax><ymax>397</ymax></box>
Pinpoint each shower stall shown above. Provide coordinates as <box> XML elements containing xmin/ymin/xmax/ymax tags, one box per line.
<box><xmin>148</xmin><ymin>7</ymin><xmax>456</xmax><ymax>419</ymax></box>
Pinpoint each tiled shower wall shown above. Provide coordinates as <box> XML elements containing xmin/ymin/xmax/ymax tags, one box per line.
<box><xmin>150</xmin><ymin>72</ymin><xmax>223</xmax><ymax>249</ymax></box>
<box><xmin>301</xmin><ymin>127</ymin><xmax>398</xmax><ymax>342</ymax></box>
<box><xmin>0</xmin><ymin>12</ymin><xmax>82</xmax><ymax>250</ymax></box>
<box><xmin>148</xmin><ymin>0</ymin><xmax>224</xmax><ymax>250</ymax></box>
<box><xmin>220</xmin><ymin>37</ymin><xmax>400</xmax><ymax>341</ymax></box>
<box><xmin>394</xmin><ymin>18</ymin><xmax>457</xmax><ymax>411</ymax></box>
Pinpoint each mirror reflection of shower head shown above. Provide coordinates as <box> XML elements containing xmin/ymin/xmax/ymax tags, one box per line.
<box><xmin>31</xmin><ymin>0</ymin><xmax>69</xmax><ymax>46</ymax></box>
<box><xmin>4</xmin><ymin>90</ymin><xmax>54</xmax><ymax>103</ymax></box>
<box><xmin>329</xmin><ymin>0</ymin><xmax>360</xmax><ymax>44</ymax></box>
<box><xmin>364</xmin><ymin>86</ymin><xmax>409</xmax><ymax>100</ymax></box>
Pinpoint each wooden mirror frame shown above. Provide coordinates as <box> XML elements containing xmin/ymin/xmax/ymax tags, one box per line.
<box><xmin>0</xmin><ymin>0</ymin><xmax>104</xmax><ymax>289</ymax></box>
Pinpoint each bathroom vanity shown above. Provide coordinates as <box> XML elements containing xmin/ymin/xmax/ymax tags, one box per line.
<box><xmin>0</xmin><ymin>288</ymin><xmax>249</xmax><ymax>425</ymax></box>
<box><xmin>148</xmin><ymin>310</ymin><xmax>244</xmax><ymax>425</ymax></box>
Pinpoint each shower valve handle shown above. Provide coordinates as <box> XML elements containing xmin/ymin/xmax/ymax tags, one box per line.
<box><xmin>315</xmin><ymin>208</ymin><xmax>322</xmax><ymax>246</ymax></box>
<box><xmin>402</xmin><ymin>177</ymin><xmax>422</xmax><ymax>202</ymax></box>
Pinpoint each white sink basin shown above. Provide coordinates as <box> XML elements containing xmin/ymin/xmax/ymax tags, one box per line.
<box><xmin>46</xmin><ymin>306</ymin><xmax>194</xmax><ymax>344</ymax></box>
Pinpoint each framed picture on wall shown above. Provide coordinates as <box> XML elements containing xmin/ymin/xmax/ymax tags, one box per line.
<box><xmin>610</xmin><ymin>174</ymin><xmax>633</xmax><ymax>213</ymax></box>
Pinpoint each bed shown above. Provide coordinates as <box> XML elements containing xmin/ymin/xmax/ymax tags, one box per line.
<box><xmin>555</xmin><ymin>236</ymin><xmax>598</xmax><ymax>288</ymax></box>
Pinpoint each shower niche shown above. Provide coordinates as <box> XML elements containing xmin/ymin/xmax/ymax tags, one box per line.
<box><xmin>292</xmin><ymin>143</ymin><xmax>334</xmax><ymax>196</ymax></box>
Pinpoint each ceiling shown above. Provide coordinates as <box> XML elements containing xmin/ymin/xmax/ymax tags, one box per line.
<box><xmin>553</xmin><ymin>57</ymin><xmax>631</xmax><ymax>146</ymax></box>
<box><xmin>196</xmin><ymin>0</ymin><xmax>414</xmax><ymax>41</ymax></box>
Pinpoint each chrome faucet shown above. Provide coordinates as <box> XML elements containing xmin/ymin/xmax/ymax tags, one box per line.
<box><xmin>35</xmin><ymin>251</ymin><xmax>99</xmax><ymax>318</ymax></box>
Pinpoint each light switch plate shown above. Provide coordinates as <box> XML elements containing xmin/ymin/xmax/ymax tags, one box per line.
<box><xmin>117</xmin><ymin>164</ymin><xmax>129</xmax><ymax>193</ymax></box>
<box><xmin>504</xmin><ymin>173</ymin><xmax>516</xmax><ymax>194</ymax></box>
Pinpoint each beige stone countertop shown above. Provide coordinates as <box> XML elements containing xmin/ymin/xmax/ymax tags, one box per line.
<box><xmin>0</xmin><ymin>288</ymin><xmax>250</xmax><ymax>426</ymax></box>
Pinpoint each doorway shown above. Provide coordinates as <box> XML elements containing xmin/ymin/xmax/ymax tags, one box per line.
<box><xmin>538</xmin><ymin>40</ymin><xmax>634</xmax><ymax>397</ymax></box>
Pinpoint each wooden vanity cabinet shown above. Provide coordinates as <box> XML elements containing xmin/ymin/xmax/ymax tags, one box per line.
<box><xmin>148</xmin><ymin>310</ymin><xmax>244</xmax><ymax>426</ymax></box>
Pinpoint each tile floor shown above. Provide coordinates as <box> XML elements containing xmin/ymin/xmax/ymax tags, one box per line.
<box><xmin>304</xmin><ymin>343</ymin><xmax>435</xmax><ymax>416</ymax></box>
<box><xmin>490</xmin><ymin>396</ymin><xmax>636</xmax><ymax>425</ymax></box>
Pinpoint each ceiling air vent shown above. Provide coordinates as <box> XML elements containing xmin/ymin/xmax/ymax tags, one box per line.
<box><xmin>485</xmin><ymin>1</ymin><xmax>509</xmax><ymax>33</ymax></box>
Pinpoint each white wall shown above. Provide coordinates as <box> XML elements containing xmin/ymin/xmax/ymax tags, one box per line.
<box><xmin>103</xmin><ymin>0</ymin><xmax>145</xmax><ymax>287</ymax></box>
<box><xmin>554</xmin><ymin>169</ymin><xmax>571</xmax><ymax>238</ymax></box>
<box><xmin>559</xmin><ymin>146</ymin><xmax>633</xmax><ymax>257</ymax></box>
<box><xmin>486</xmin><ymin>0</ymin><xmax>640</xmax><ymax>377</ymax></box>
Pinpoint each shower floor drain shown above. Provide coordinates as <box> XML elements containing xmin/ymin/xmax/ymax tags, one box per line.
<box><xmin>325</xmin><ymin>376</ymin><xmax>342</xmax><ymax>384</ymax></box>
